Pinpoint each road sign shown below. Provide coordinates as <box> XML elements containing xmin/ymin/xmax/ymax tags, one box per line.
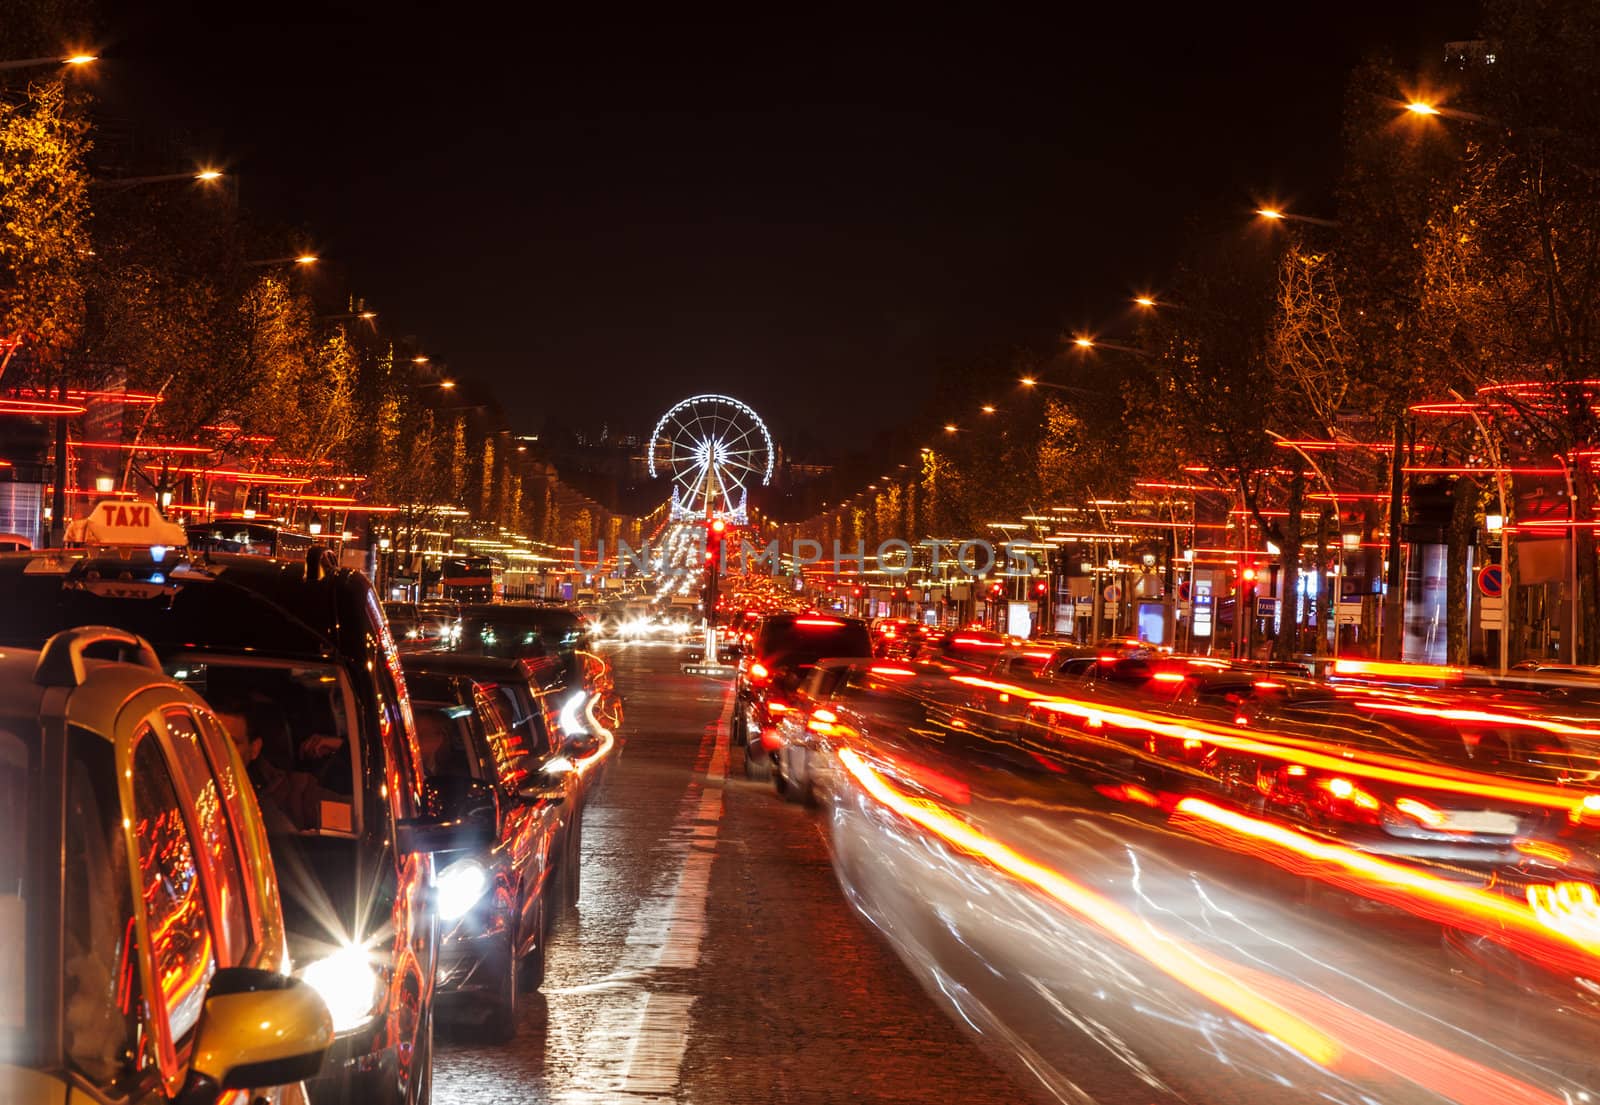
<box><xmin>1477</xmin><ymin>563</ymin><xmax>1504</xmax><ymax>598</ymax></box>
<box><xmin>1479</xmin><ymin>595</ymin><xmax>1505</xmax><ymax>628</ymax></box>
<box><xmin>1176</xmin><ymin>580</ymin><xmax>1191</xmax><ymax>603</ymax></box>
<box><xmin>1256</xmin><ymin>596</ymin><xmax>1279</xmax><ymax>619</ymax></box>
<box><xmin>1103</xmin><ymin>583</ymin><xmax>1122</xmax><ymax>603</ymax></box>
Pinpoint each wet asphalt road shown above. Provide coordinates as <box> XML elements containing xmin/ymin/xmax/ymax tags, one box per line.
<box><xmin>433</xmin><ymin>641</ymin><xmax>1034</xmax><ymax>1105</ymax></box>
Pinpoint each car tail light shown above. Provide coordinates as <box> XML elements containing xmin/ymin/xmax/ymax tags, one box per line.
<box><xmin>797</xmin><ymin>617</ymin><xmax>844</xmax><ymax>627</ymax></box>
<box><xmin>1317</xmin><ymin>776</ymin><xmax>1381</xmax><ymax>822</ymax></box>
<box><xmin>766</xmin><ymin>700</ymin><xmax>791</xmax><ymax>714</ymax></box>
<box><xmin>749</xmin><ymin>661</ymin><xmax>771</xmax><ymax>684</ymax></box>
<box><xmin>807</xmin><ymin>708</ymin><xmax>855</xmax><ymax>739</ymax></box>
<box><xmin>1151</xmin><ymin>671</ymin><xmax>1186</xmax><ymax>684</ymax></box>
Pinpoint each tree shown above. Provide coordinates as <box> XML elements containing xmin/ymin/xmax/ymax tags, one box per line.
<box><xmin>0</xmin><ymin>80</ymin><xmax>88</xmax><ymax>378</ymax></box>
<box><xmin>1126</xmin><ymin>229</ymin><xmax>1315</xmax><ymax>660</ymax></box>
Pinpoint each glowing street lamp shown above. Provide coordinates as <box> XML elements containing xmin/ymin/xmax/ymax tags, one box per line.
<box><xmin>246</xmin><ymin>253</ymin><xmax>320</xmax><ymax>267</ymax></box>
<box><xmin>1405</xmin><ymin>100</ymin><xmax>1441</xmax><ymax>117</ymax></box>
<box><xmin>0</xmin><ymin>52</ymin><xmax>97</xmax><ymax>72</ymax></box>
<box><xmin>1133</xmin><ymin>295</ymin><xmax>1158</xmax><ymax>308</ymax></box>
<box><xmin>92</xmin><ymin>167</ymin><xmax>226</xmax><ymax>189</ymax></box>
<box><xmin>943</xmin><ymin>423</ymin><xmax>959</xmax><ymax>434</ymax></box>
<box><xmin>1255</xmin><ymin>206</ymin><xmax>1339</xmax><ymax>228</ymax></box>
<box><xmin>981</xmin><ymin>404</ymin><xmax>996</xmax><ymax>414</ymax></box>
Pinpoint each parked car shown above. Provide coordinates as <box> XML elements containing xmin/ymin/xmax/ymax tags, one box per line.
<box><xmin>452</xmin><ymin>603</ymin><xmax>592</xmax><ymax>690</ymax></box>
<box><xmin>3</xmin><ymin>626</ymin><xmax>333</xmax><ymax>1105</ymax></box>
<box><xmin>0</xmin><ymin>540</ymin><xmax>478</xmax><ymax>1105</ymax></box>
<box><xmin>399</xmin><ymin>665</ymin><xmax>572</xmax><ymax>1041</ymax></box>
<box><xmin>399</xmin><ymin>651</ymin><xmax>616</xmax><ymax>915</ymax></box>
<box><xmin>733</xmin><ymin>614</ymin><xmax>873</xmax><ymax>781</ymax></box>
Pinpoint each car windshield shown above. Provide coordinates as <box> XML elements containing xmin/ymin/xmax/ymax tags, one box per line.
<box><xmin>170</xmin><ymin>659</ymin><xmax>360</xmax><ymax>836</ymax></box>
<box><xmin>757</xmin><ymin>620</ymin><xmax>872</xmax><ymax>668</ymax></box>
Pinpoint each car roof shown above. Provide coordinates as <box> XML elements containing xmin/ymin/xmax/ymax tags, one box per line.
<box><xmin>0</xmin><ymin>642</ymin><xmax>202</xmax><ymax>746</ymax></box>
<box><xmin>0</xmin><ymin>549</ymin><xmax>371</xmax><ymax>661</ymax></box>
<box><xmin>401</xmin><ymin>649</ymin><xmax>553</xmax><ymax>686</ymax></box>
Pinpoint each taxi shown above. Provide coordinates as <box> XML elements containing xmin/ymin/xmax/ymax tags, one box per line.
<box><xmin>1</xmin><ymin>626</ymin><xmax>332</xmax><ymax>1104</ymax></box>
<box><xmin>2</xmin><ymin>501</ymin><xmax>467</xmax><ymax>1105</ymax></box>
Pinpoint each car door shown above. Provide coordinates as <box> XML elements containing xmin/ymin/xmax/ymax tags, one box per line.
<box><xmin>473</xmin><ymin>686</ymin><xmax>556</xmax><ymax>955</ymax></box>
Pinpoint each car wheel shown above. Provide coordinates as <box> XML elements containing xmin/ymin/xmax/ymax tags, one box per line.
<box><xmin>730</xmin><ymin>705</ymin><xmax>747</xmax><ymax>747</ymax></box>
<box><xmin>411</xmin><ymin>1006</ymin><xmax>434</xmax><ymax>1105</ymax></box>
<box><xmin>743</xmin><ymin>744</ymin><xmax>772</xmax><ymax>782</ymax></box>
<box><xmin>467</xmin><ymin>935</ymin><xmax>519</xmax><ymax>1045</ymax></box>
<box><xmin>562</xmin><ymin>822</ymin><xmax>582</xmax><ymax>914</ymax></box>
<box><xmin>519</xmin><ymin>903</ymin><xmax>547</xmax><ymax>992</ymax></box>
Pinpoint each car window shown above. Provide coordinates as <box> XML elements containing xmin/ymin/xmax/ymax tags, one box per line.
<box><xmin>130</xmin><ymin>727</ymin><xmax>216</xmax><ymax>1063</ymax></box>
<box><xmin>176</xmin><ymin>659</ymin><xmax>360</xmax><ymax>834</ymax></box>
<box><xmin>756</xmin><ymin>619</ymin><xmax>873</xmax><ymax>666</ymax></box>
<box><xmin>61</xmin><ymin>727</ymin><xmax>143</xmax><ymax>1088</ymax></box>
<box><xmin>474</xmin><ymin>688</ymin><xmax>535</xmax><ymax>790</ymax></box>
<box><xmin>413</xmin><ymin>704</ymin><xmax>489</xmax><ymax>781</ymax></box>
<box><xmin>161</xmin><ymin>709</ymin><xmax>252</xmax><ymax>963</ymax></box>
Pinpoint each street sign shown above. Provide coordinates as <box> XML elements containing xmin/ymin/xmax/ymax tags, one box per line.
<box><xmin>1103</xmin><ymin>583</ymin><xmax>1122</xmax><ymax>603</ymax></box>
<box><xmin>1256</xmin><ymin>596</ymin><xmax>1279</xmax><ymax>619</ymax></box>
<box><xmin>1479</xmin><ymin>595</ymin><xmax>1505</xmax><ymax>628</ymax></box>
<box><xmin>1477</xmin><ymin>563</ymin><xmax>1504</xmax><ymax>598</ymax></box>
<box><xmin>1176</xmin><ymin>580</ymin><xmax>1191</xmax><ymax>603</ymax></box>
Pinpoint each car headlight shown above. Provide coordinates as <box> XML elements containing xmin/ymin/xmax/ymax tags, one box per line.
<box><xmin>436</xmin><ymin>857</ymin><xmax>490</xmax><ymax>922</ymax></box>
<box><xmin>558</xmin><ymin>691</ymin><xmax>590</xmax><ymax>738</ymax></box>
<box><xmin>298</xmin><ymin>944</ymin><xmax>381</xmax><ymax>1033</ymax></box>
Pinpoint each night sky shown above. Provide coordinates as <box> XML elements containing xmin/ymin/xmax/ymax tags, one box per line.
<box><xmin>95</xmin><ymin>2</ymin><xmax>1477</xmax><ymax>459</ymax></box>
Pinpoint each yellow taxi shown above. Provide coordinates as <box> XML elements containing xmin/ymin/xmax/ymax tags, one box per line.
<box><xmin>0</xmin><ymin>627</ymin><xmax>332</xmax><ymax>1104</ymax></box>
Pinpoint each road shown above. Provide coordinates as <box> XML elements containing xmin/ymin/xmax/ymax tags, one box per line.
<box><xmin>433</xmin><ymin>641</ymin><xmax>1034</xmax><ymax>1105</ymax></box>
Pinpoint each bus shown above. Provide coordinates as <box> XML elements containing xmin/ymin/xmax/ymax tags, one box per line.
<box><xmin>442</xmin><ymin>554</ymin><xmax>504</xmax><ymax>602</ymax></box>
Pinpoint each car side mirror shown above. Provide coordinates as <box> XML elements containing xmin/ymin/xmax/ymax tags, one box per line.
<box><xmin>175</xmin><ymin>968</ymin><xmax>332</xmax><ymax>1105</ymax></box>
<box><xmin>517</xmin><ymin>754</ymin><xmax>574</xmax><ymax>804</ymax></box>
<box><xmin>400</xmin><ymin>778</ymin><xmax>497</xmax><ymax>854</ymax></box>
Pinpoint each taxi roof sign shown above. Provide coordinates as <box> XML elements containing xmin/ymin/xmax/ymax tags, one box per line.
<box><xmin>64</xmin><ymin>499</ymin><xmax>188</xmax><ymax>549</ymax></box>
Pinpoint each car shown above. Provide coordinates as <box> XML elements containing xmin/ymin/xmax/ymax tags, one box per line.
<box><xmin>0</xmin><ymin>536</ymin><xmax>476</xmax><ymax>1105</ymax></box>
<box><xmin>770</xmin><ymin>659</ymin><xmax>958</xmax><ymax>803</ymax></box>
<box><xmin>733</xmin><ymin>614</ymin><xmax>873</xmax><ymax>782</ymax></box>
<box><xmin>399</xmin><ymin>651</ymin><xmax>617</xmax><ymax>914</ymax></box>
<box><xmin>919</xmin><ymin>629</ymin><xmax>1012</xmax><ymax>671</ymax></box>
<box><xmin>4</xmin><ymin>626</ymin><xmax>333</xmax><ymax>1105</ymax></box>
<box><xmin>398</xmin><ymin>665</ymin><xmax>573</xmax><ymax>1041</ymax></box>
<box><xmin>452</xmin><ymin>602</ymin><xmax>592</xmax><ymax>691</ymax></box>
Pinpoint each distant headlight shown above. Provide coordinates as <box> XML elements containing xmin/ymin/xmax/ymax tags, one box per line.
<box><xmin>436</xmin><ymin>857</ymin><xmax>490</xmax><ymax>922</ymax></box>
<box><xmin>298</xmin><ymin>943</ymin><xmax>381</xmax><ymax>1033</ymax></box>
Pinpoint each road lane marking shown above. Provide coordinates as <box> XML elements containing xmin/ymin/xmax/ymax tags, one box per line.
<box><xmin>554</xmin><ymin>681</ymin><xmax>732</xmax><ymax>1103</ymax></box>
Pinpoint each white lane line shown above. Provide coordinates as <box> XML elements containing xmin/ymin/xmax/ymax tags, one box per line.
<box><xmin>555</xmin><ymin>683</ymin><xmax>733</xmax><ymax>1104</ymax></box>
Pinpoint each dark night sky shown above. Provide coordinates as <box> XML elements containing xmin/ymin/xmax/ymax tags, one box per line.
<box><xmin>94</xmin><ymin>2</ymin><xmax>1478</xmax><ymax>458</ymax></box>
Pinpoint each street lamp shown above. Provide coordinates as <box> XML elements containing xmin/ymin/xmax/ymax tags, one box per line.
<box><xmin>944</xmin><ymin>423</ymin><xmax>958</xmax><ymax>434</ymax></box>
<box><xmin>1255</xmin><ymin>206</ymin><xmax>1340</xmax><ymax>228</ymax></box>
<box><xmin>92</xmin><ymin>168</ymin><xmax>226</xmax><ymax>189</ymax></box>
<box><xmin>980</xmin><ymin>404</ymin><xmax>996</xmax><ymax>414</ymax></box>
<box><xmin>0</xmin><ymin>53</ymin><xmax>96</xmax><ymax>72</ymax></box>
<box><xmin>246</xmin><ymin>254</ymin><xmax>319</xmax><ymax>267</ymax></box>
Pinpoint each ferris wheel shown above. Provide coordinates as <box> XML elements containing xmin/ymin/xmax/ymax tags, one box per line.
<box><xmin>648</xmin><ymin>394</ymin><xmax>774</xmax><ymax>522</ymax></box>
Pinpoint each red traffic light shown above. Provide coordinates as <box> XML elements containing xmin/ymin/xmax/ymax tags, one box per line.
<box><xmin>710</xmin><ymin>518</ymin><xmax>726</xmax><ymax>533</ymax></box>
<box><xmin>1034</xmin><ymin>581</ymin><xmax>1048</xmax><ymax>595</ymax></box>
<box><xmin>852</xmin><ymin>587</ymin><xmax>862</xmax><ymax>597</ymax></box>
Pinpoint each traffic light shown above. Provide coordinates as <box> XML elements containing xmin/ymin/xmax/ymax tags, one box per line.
<box><xmin>1033</xmin><ymin>580</ymin><xmax>1048</xmax><ymax>596</ymax></box>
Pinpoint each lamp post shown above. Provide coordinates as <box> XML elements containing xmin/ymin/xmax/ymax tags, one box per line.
<box><xmin>0</xmin><ymin>53</ymin><xmax>96</xmax><ymax>72</ymax></box>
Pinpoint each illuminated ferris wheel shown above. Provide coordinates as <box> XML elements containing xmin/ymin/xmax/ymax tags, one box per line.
<box><xmin>649</xmin><ymin>394</ymin><xmax>774</xmax><ymax>523</ymax></box>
